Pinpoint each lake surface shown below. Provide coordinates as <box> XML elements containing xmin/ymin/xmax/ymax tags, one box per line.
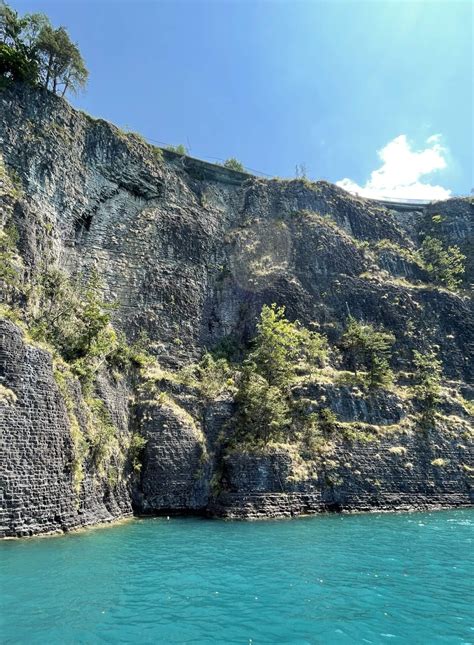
<box><xmin>1</xmin><ymin>509</ymin><xmax>473</xmax><ymax>644</ymax></box>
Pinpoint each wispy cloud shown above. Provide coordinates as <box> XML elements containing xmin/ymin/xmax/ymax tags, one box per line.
<box><xmin>336</xmin><ymin>135</ymin><xmax>451</xmax><ymax>200</ymax></box>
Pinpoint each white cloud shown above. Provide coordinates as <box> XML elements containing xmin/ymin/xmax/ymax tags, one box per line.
<box><xmin>336</xmin><ymin>134</ymin><xmax>451</xmax><ymax>200</ymax></box>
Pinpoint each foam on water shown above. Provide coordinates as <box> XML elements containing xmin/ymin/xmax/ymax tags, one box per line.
<box><xmin>1</xmin><ymin>509</ymin><xmax>473</xmax><ymax>643</ymax></box>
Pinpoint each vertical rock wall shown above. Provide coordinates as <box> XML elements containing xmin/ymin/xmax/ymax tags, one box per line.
<box><xmin>0</xmin><ymin>321</ymin><xmax>133</xmax><ymax>537</ymax></box>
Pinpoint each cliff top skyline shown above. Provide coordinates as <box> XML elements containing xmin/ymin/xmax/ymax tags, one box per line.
<box><xmin>11</xmin><ymin>0</ymin><xmax>474</xmax><ymax>198</ymax></box>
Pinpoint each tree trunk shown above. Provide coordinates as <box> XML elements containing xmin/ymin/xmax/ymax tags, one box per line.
<box><xmin>44</xmin><ymin>53</ymin><xmax>52</xmax><ymax>90</ymax></box>
<box><xmin>61</xmin><ymin>75</ymin><xmax>70</xmax><ymax>97</ymax></box>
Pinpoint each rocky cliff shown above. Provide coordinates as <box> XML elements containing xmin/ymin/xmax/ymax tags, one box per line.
<box><xmin>0</xmin><ymin>83</ymin><xmax>472</xmax><ymax>536</ymax></box>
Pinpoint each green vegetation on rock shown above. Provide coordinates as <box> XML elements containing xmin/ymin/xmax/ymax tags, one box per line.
<box><xmin>340</xmin><ymin>316</ymin><xmax>395</xmax><ymax>388</ymax></box>
<box><xmin>0</xmin><ymin>2</ymin><xmax>88</xmax><ymax>95</ymax></box>
<box><xmin>248</xmin><ymin>303</ymin><xmax>327</xmax><ymax>389</ymax></box>
<box><xmin>413</xmin><ymin>348</ymin><xmax>442</xmax><ymax>428</ymax></box>
<box><xmin>0</xmin><ymin>222</ymin><xmax>22</xmax><ymax>300</ymax></box>
<box><xmin>420</xmin><ymin>236</ymin><xmax>466</xmax><ymax>291</ymax></box>
<box><xmin>233</xmin><ymin>304</ymin><xmax>329</xmax><ymax>447</ymax></box>
<box><xmin>223</xmin><ymin>157</ymin><xmax>245</xmax><ymax>172</ymax></box>
<box><xmin>129</xmin><ymin>433</ymin><xmax>147</xmax><ymax>473</ymax></box>
<box><xmin>166</xmin><ymin>143</ymin><xmax>188</xmax><ymax>155</ymax></box>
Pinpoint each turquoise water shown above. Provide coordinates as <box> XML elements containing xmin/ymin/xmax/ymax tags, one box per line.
<box><xmin>1</xmin><ymin>510</ymin><xmax>473</xmax><ymax>644</ymax></box>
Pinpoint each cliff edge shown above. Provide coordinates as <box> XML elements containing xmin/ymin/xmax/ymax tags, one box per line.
<box><xmin>0</xmin><ymin>83</ymin><xmax>472</xmax><ymax>536</ymax></box>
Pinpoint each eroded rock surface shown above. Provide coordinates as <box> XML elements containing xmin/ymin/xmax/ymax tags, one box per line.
<box><xmin>0</xmin><ymin>83</ymin><xmax>473</xmax><ymax>536</ymax></box>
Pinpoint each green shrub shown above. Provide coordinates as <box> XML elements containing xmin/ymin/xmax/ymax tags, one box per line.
<box><xmin>27</xmin><ymin>266</ymin><xmax>118</xmax><ymax>386</ymax></box>
<box><xmin>129</xmin><ymin>433</ymin><xmax>147</xmax><ymax>472</ymax></box>
<box><xmin>167</xmin><ymin>144</ymin><xmax>188</xmax><ymax>155</ymax></box>
<box><xmin>300</xmin><ymin>412</ymin><xmax>323</xmax><ymax>454</ymax></box>
<box><xmin>420</xmin><ymin>236</ymin><xmax>465</xmax><ymax>290</ymax></box>
<box><xmin>372</xmin><ymin>239</ymin><xmax>423</xmax><ymax>267</ymax></box>
<box><xmin>413</xmin><ymin>348</ymin><xmax>442</xmax><ymax>427</ymax></box>
<box><xmin>53</xmin><ymin>366</ymin><xmax>89</xmax><ymax>494</ymax></box>
<box><xmin>234</xmin><ymin>366</ymin><xmax>291</xmax><ymax>446</ymax></box>
<box><xmin>195</xmin><ymin>353</ymin><xmax>235</xmax><ymax>399</ymax></box>
<box><xmin>86</xmin><ymin>397</ymin><xmax>119</xmax><ymax>473</ymax></box>
<box><xmin>0</xmin><ymin>223</ymin><xmax>23</xmax><ymax>301</ymax></box>
<box><xmin>108</xmin><ymin>329</ymin><xmax>155</xmax><ymax>371</ymax></box>
<box><xmin>249</xmin><ymin>304</ymin><xmax>328</xmax><ymax>389</ymax></box>
<box><xmin>223</xmin><ymin>158</ymin><xmax>245</xmax><ymax>172</ymax></box>
<box><xmin>340</xmin><ymin>316</ymin><xmax>394</xmax><ymax>388</ymax></box>
<box><xmin>318</xmin><ymin>407</ymin><xmax>338</xmax><ymax>435</ymax></box>
<box><xmin>151</xmin><ymin>146</ymin><xmax>163</xmax><ymax>163</ymax></box>
<box><xmin>209</xmin><ymin>334</ymin><xmax>242</xmax><ymax>362</ymax></box>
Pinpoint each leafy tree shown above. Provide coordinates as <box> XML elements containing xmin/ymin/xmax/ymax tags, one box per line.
<box><xmin>235</xmin><ymin>366</ymin><xmax>291</xmax><ymax>445</ymax></box>
<box><xmin>0</xmin><ymin>3</ymin><xmax>41</xmax><ymax>83</ymax></box>
<box><xmin>233</xmin><ymin>304</ymin><xmax>328</xmax><ymax>445</ymax></box>
<box><xmin>0</xmin><ymin>2</ymin><xmax>26</xmax><ymax>46</ymax></box>
<box><xmin>248</xmin><ymin>304</ymin><xmax>327</xmax><ymax>389</ymax></box>
<box><xmin>167</xmin><ymin>144</ymin><xmax>188</xmax><ymax>155</ymax></box>
<box><xmin>36</xmin><ymin>24</ymin><xmax>87</xmax><ymax>95</ymax></box>
<box><xmin>413</xmin><ymin>348</ymin><xmax>442</xmax><ymax>427</ymax></box>
<box><xmin>223</xmin><ymin>157</ymin><xmax>245</xmax><ymax>172</ymax></box>
<box><xmin>0</xmin><ymin>2</ymin><xmax>87</xmax><ymax>95</ymax></box>
<box><xmin>248</xmin><ymin>304</ymin><xmax>301</xmax><ymax>388</ymax></box>
<box><xmin>340</xmin><ymin>316</ymin><xmax>395</xmax><ymax>387</ymax></box>
<box><xmin>420</xmin><ymin>236</ymin><xmax>465</xmax><ymax>290</ymax></box>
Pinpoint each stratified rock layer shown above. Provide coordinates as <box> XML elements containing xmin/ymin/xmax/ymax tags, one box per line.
<box><xmin>0</xmin><ymin>321</ymin><xmax>133</xmax><ymax>537</ymax></box>
<box><xmin>0</xmin><ymin>83</ymin><xmax>473</xmax><ymax>536</ymax></box>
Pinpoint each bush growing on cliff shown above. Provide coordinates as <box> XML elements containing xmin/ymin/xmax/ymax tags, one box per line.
<box><xmin>340</xmin><ymin>316</ymin><xmax>394</xmax><ymax>388</ymax></box>
<box><xmin>318</xmin><ymin>407</ymin><xmax>338</xmax><ymax>434</ymax></box>
<box><xmin>249</xmin><ymin>304</ymin><xmax>328</xmax><ymax>389</ymax></box>
<box><xmin>234</xmin><ymin>366</ymin><xmax>291</xmax><ymax>445</ymax></box>
<box><xmin>413</xmin><ymin>348</ymin><xmax>442</xmax><ymax>427</ymax></box>
<box><xmin>129</xmin><ymin>433</ymin><xmax>147</xmax><ymax>472</ymax></box>
<box><xmin>86</xmin><ymin>396</ymin><xmax>121</xmax><ymax>473</ymax></box>
<box><xmin>420</xmin><ymin>236</ymin><xmax>465</xmax><ymax>291</ymax></box>
<box><xmin>249</xmin><ymin>304</ymin><xmax>302</xmax><ymax>388</ymax></box>
<box><xmin>166</xmin><ymin>144</ymin><xmax>188</xmax><ymax>155</ymax></box>
<box><xmin>28</xmin><ymin>266</ymin><xmax>118</xmax><ymax>384</ymax></box>
<box><xmin>223</xmin><ymin>158</ymin><xmax>245</xmax><ymax>172</ymax></box>
<box><xmin>195</xmin><ymin>353</ymin><xmax>235</xmax><ymax>399</ymax></box>
<box><xmin>0</xmin><ymin>2</ymin><xmax>88</xmax><ymax>95</ymax></box>
<box><xmin>0</xmin><ymin>223</ymin><xmax>23</xmax><ymax>301</ymax></box>
<box><xmin>233</xmin><ymin>304</ymin><xmax>328</xmax><ymax>446</ymax></box>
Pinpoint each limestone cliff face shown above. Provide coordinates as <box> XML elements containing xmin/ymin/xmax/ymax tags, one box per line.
<box><xmin>0</xmin><ymin>320</ymin><xmax>133</xmax><ymax>537</ymax></box>
<box><xmin>0</xmin><ymin>83</ymin><xmax>473</xmax><ymax>536</ymax></box>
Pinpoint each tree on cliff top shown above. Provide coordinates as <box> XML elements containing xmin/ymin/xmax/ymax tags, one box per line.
<box><xmin>0</xmin><ymin>1</ymin><xmax>88</xmax><ymax>95</ymax></box>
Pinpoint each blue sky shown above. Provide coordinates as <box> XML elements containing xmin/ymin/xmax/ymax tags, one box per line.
<box><xmin>13</xmin><ymin>0</ymin><xmax>473</xmax><ymax>198</ymax></box>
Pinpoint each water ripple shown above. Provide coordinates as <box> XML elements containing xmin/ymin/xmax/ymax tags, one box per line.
<box><xmin>1</xmin><ymin>510</ymin><xmax>473</xmax><ymax>644</ymax></box>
